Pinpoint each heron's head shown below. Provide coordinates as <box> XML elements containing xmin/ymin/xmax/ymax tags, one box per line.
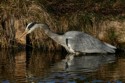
<box><xmin>20</xmin><ymin>22</ymin><xmax>39</xmax><ymax>38</ymax></box>
<box><xmin>20</xmin><ymin>22</ymin><xmax>50</xmax><ymax>38</ymax></box>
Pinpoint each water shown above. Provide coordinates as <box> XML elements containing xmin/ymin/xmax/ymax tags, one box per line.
<box><xmin>0</xmin><ymin>49</ymin><xmax>125</xmax><ymax>83</ymax></box>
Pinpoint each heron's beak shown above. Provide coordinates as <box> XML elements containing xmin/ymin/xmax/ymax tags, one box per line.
<box><xmin>20</xmin><ymin>31</ymin><xmax>28</xmax><ymax>38</ymax></box>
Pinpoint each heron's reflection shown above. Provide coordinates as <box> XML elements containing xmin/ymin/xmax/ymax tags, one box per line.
<box><xmin>53</xmin><ymin>54</ymin><xmax>116</xmax><ymax>72</ymax></box>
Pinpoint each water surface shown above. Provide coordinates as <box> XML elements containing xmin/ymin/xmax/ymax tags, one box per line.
<box><xmin>0</xmin><ymin>49</ymin><xmax>125</xmax><ymax>83</ymax></box>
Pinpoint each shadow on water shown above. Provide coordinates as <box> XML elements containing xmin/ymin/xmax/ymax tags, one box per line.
<box><xmin>0</xmin><ymin>49</ymin><xmax>125</xmax><ymax>83</ymax></box>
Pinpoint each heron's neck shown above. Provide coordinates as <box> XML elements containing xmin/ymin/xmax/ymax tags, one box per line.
<box><xmin>39</xmin><ymin>24</ymin><xmax>60</xmax><ymax>42</ymax></box>
<box><xmin>45</xmin><ymin>30</ymin><xmax>59</xmax><ymax>40</ymax></box>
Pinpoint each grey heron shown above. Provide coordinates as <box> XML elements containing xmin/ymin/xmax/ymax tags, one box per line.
<box><xmin>20</xmin><ymin>22</ymin><xmax>116</xmax><ymax>54</ymax></box>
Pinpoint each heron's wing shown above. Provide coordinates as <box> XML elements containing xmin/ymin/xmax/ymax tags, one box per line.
<box><xmin>67</xmin><ymin>33</ymin><xmax>106</xmax><ymax>53</ymax></box>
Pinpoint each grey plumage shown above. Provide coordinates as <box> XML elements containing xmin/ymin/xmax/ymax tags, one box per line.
<box><xmin>63</xmin><ymin>31</ymin><xmax>116</xmax><ymax>53</ymax></box>
<box><xmin>22</xmin><ymin>22</ymin><xmax>116</xmax><ymax>54</ymax></box>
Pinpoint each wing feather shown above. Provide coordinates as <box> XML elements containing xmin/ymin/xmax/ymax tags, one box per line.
<box><xmin>67</xmin><ymin>32</ymin><xmax>106</xmax><ymax>53</ymax></box>
<box><xmin>64</xmin><ymin>31</ymin><xmax>115</xmax><ymax>53</ymax></box>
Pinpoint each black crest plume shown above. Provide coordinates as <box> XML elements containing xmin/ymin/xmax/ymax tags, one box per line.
<box><xmin>27</xmin><ymin>22</ymin><xmax>37</xmax><ymax>29</ymax></box>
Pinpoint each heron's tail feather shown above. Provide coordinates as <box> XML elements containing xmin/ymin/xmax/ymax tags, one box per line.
<box><xmin>104</xmin><ymin>42</ymin><xmax>116</xmax><ymax>53</ymax></box>
<box><xmin>104</xmin><ymin>42</ymin><xmax>116</xmax><ymax>49</ymax></box>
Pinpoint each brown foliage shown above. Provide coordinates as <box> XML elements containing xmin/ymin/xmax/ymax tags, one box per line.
<box><xmin>0</xmin><ymin>0</ymin><xmax>125</xmax><ymax>50</ymax></box>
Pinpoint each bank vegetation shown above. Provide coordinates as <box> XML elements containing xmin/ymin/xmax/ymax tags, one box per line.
<box><xmin>0</xmin><ymin>0</ymin><xmax>125</xmax><ymax>51</ymax></box>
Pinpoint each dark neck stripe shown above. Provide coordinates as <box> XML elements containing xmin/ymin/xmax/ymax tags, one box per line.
<box><xmin>66</xmin><ymin>38</ymin><xmax>68</xmax><ymax>47</ymax></box>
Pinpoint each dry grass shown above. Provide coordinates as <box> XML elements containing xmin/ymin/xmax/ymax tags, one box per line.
<box><xmin>0</xmin><ymin>0</ymin><xmax>125</xmax><ymax>50</ymax></box>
